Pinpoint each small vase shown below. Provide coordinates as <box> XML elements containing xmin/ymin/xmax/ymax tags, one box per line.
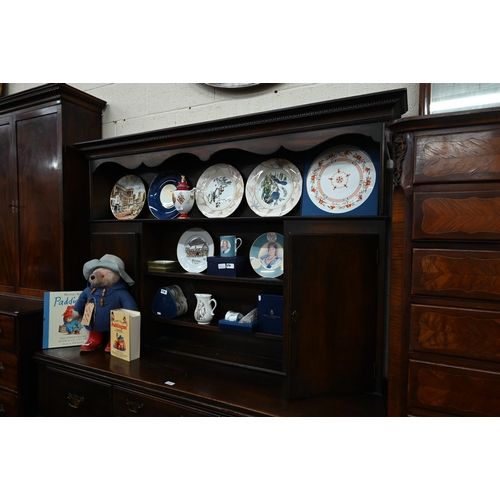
<box><xmin>194</xmin><ymin>293</ymin><xmax>217</xmax><ymax>325</ymax></box>
<box><xmin>172</xmin><ymin>175</ymin><xmax>196</xmax><ymax>219</ymax></box>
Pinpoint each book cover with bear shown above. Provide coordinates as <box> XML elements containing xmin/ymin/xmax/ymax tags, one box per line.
<box><xmin>43</xmin><ymin>291</ymin><xmax>88</xmax><ymax>348</ymax></box>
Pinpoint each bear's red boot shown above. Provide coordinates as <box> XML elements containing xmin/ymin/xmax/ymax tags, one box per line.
<box><xmin>80</xmin><ymin>330</ymin><xmax>104</xmax><ymax>352</ymax></box>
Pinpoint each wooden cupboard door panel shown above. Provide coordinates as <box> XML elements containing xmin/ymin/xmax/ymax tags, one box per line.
<box><xmin>0</xmin><ymin>389</ymin><xmax>19</xmax><ymax>417</ymax></box>
<box><xmin>414</xmin><ymin>128</ymin><xmax>500</xmax><ymax>184</ymax></box>
<box><xmin>412</xmin><ymin>248</ymin><xmax>500</xmax><ymax>301</ymax></box>
<box><xmin>286</xmin><ymin>233</ymin><xmax>379</xmax><ymax>399</ymax></box>
<box><xmin>16</xmin><ymin>108</ymin><xmax>62</xmax><ymax>293</ymax></box>
<box><xmin>410</xmin><ymin>304</ymin><xmax>500</xmax><ymax>363</ymax></box>
<box><xmin>413</xmin><ymin>191</ymin><xmax>500</xmax><ymax>240</ymax></box>
<box><xmin>0</xmin><ymin>117</ymin><xmax>18</xmax><ymax>294</ymax></box>
<box><xmin>408</xmin><ymin>360</ymin><xmax>500</xmax><ymax>416</ymax></box>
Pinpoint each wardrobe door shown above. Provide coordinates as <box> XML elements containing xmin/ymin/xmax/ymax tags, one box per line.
<box><xmin>0</xmin><ymin>116</ymin><xmax>18</xmax><ymax>294</ymax></box>
<box><xmin>16</xmin><ymin>106</ymin><xmax>62</xmax><ymax>295</ymax></box>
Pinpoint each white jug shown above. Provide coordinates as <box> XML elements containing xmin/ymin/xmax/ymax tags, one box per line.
<box><xmin>194</xmin><ymin>293</ymin><xmax>217</xmax><ymax>325</ymax></box>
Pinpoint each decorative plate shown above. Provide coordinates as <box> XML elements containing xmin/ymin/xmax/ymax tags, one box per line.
<box><xmin>245</xmin><ymin>158</ymin><xmax>302</xmax><ymax>217</ymax></box>
<box><xmin>305</xmin><ymin>146</ymin><xmax>376</xmax><ymax>214</ymax></box>
<box><xmin>110</xmin><ymin>175</ymin><xmax>146</xmax><ymax>220</ymax></box>
<box><xmin>195</xmin><ymin>164</ymin><xmax>244</xmax><ymax>218</ymax></box>
<box><xmin>249</xmin><ymin>232</ymin><xmax>284</xmax><ymax>278</ymax></box>
<box><xmin>147</xmin><ymin>170</ymin><xmax>182</xmax><ymax>219</ymax></box>
<box><xmin>176</xmin><ymin>228</ymin><xmax>215</xmax><ymax>273</ymax></box>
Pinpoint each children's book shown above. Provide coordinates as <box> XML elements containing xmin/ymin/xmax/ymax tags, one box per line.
<box><xmin>110</xmin><ymin>308</ymin><xmax>141</xmax><ymax>362</ymax></box>
<box><xmin>43</xmin><ymin>291</ymin><xmax>88</xmax><ymax>348</ymax></box>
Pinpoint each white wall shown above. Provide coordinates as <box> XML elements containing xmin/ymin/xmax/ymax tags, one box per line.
<box><xmin>5</xmin><ymin>83</ymin><xmax>419</xmax><ymax>139</ymax></box>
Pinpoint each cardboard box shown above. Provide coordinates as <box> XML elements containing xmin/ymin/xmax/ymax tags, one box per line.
<box><xmin>258</xmin><ymin>294</ymin><xmax>283</xmax><ymax>335</ymax></box>
<box><xmin>207</xmin><ymin>256</ymin><xmax>248</xmax><ymax>277</ymax></box>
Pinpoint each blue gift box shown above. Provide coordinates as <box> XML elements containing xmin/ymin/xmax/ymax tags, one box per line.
<box><xmin>258</xmin><ymin>294</ymin><xmax>283</xmax><ymax>335</ymax></box>
<box><xmin>218</xmin><ymin>319</ymin><xmax>258</xmax><ymax>333</ymax></box>
<box><xmin>207</xmin><ymin>256</ymin><xmax>248</xmax><ymax>277</ymax></box>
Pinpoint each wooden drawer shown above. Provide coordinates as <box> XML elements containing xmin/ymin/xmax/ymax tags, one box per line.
<box><xmin>413</xmin><ymin>190</ymin><xmax>500</xmax><ymax>241</ymax></box>
<box><xmin>0</xmin><ymin>351</ymin><xmax>18</xmax><ymax>391</ymax></box>
<box><xmin>113</xmin><ymin>387</ymin><xmax>223</xmax><ymax>417</ymax></box>
<box><xmin>44</xmin><ymin>367</ymin><xmax>112</xmax><ymax>417</ymax></box>
<box><xmin>0</xmin><ymin>316</ymin><xmax>15</xmax><ymax>352</ymax></box>
<box><xmin>412</xmin><ymin>248</ymin><xmax>500</xmax><ymax>301</ymax></box>
<box><xmin>0</xmin><ymin>389</ymin><xmax>18</xmax><ymax>417</ymax></box>
<box><xmin>408</xmin><ymin>360</ymin><xmax>500</xmax><ymax>416</ymax></box>
<box><xmin>414</xmin><ymin>128</ymin><xmax>500</xmax><ymax>184</ymax></box>
<box><xmin>410</xmin><ymin>304</ymin><xmax>500</xmax><ymax>363</ymax></box>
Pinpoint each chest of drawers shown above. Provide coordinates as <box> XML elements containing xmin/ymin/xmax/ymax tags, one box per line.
<box><xmin>0</xmin><ymin>295</ymin><xmax>43</xmax><ymax>416</ymax></box>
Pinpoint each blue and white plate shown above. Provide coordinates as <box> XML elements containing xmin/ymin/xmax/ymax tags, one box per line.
<box><xmin>249</xmin><ymin>232</ymin><xmax>284</xmax><ymax>278</ymax></box>
<box><xmin>148</xmin><ymin>170</ymin><xmax>182</xmax><ymax>219</ymax></box>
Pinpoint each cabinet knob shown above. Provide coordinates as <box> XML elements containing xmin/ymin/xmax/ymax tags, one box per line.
<box><xmin>67</xmin><ymin>392</ymin><xmax>85</xmax><ymax>409</ymax></box>
<box><xmin>0</xmin><ymin>404</ymin><xmax>5</xmax><ymax>417</ymax></box>
<box><xmin>126</xmin><ymin>399</ymin><xmax>144</xmax><ymax>414</ymax></box>
<box><xmin>0</xmin><ymin>362</ymin><xmax>4</xmax><ymax>373</ymax></box>
<box><xmin>291</xmin><ymin>310</ymin><xmax>299</xmax><ymax>323</ymax></box>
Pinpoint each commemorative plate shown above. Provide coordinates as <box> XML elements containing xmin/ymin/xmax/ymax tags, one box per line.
<box><xmin>195</xmin><ymin>163</ymin><xmax>244</xmax><ymax>218</ymax></box>
<box><xmin>176</xmin><ymin>228</ymin><xmax>215</xmax><ymax>273</ymax></box>
<box><xmin>147</xmin><ymin>170</ymin><xmax>182</xmax><ymax>219</ymax></box>
<box><xmin>305</xmin><ymin>146</ymin><xmax>376</xmax><ymax>214</ymax></box>
<box><xmin>245</xmin><ymin>158</ymin><xmax>302</xmax><ymax>217</ymax></box>
<box><xmin>110</xmin><ymin>175</ymin><xmax>146</xmax><ymax>220</ymax></box>
<box><xmin>249</xmin><ymin>232</ymin><xmax>284</xmax><ymax>278</ymax></box>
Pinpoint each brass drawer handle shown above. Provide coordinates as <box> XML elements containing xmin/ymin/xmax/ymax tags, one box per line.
<box><xmin>67</xmin><ymin>393</ymin><xmax>85</xmax><ymax>409</ymax></box>
<box><xmin>0</xmin><ymin>404</ymin><xmax>5</xmax><ymax>416</ymax></box>
<box><xmin>0</xmin><ymin>362</ymin><xmax>4</xmax><ymax>374</ymax></box>
<box><xmin>126</xmin><ymin>399</ymin><xmax>144</xmax><ymax>414</ymax></box>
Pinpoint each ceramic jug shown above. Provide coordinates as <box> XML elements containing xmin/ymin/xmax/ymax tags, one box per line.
<box><xmin>194</xmin><ymin>293</ymin><xmax>217</xmax><ymax>325</ymax></box>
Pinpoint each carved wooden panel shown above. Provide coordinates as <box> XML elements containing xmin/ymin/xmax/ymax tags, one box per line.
<box><xmin>414</xmin><ymin>128</ymin><xmax>500</xmax><ymax>183</ymax></box>
<box><xmin>408</xmin><ymin>360</ymin><xmax>500</xmax><ymax>416</ymax></box>
<box><xmin>410</xmin><ymin>304</ymin><xmax>500</xmax><ymax>362</ymax></box>
<box><xmin>413</xmin><ymin>191</ymin><xmax>500</xmax><ymax>240</ymax></box>
<box><xmin>412</xmin><ymin>249</ymin><xmax>500</xmax><ymax>301</ymax></box>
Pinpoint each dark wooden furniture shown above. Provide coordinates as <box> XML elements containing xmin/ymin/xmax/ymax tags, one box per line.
<box><xmin>0</xmin><ymin>84</ymin><xmax>106</xmax><ymax>415</ymax></box>
<box><xmin>0</xmin><ymin>296</ymin><xmax>43</xmax><ymax>416</ymax></box>
<box><xmin>35</xmin><ymin>89</ymin><xmax>408</xmax><ymax>416</ymax></box>
<box><xmin>388</xmin><ymin>107</ymin><xmax>500</xmax><ymax>416</ymax></box>
<box><xmin>0</xmin><ymin>83</ymin><xmax>106</xmax><ymax>297</ymax></box>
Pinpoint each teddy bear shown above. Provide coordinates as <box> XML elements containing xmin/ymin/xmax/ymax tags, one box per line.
<box><xmin>72</xmin><ymin>254</ymin><xmax>138</xmax><ymax>352</ymax></box>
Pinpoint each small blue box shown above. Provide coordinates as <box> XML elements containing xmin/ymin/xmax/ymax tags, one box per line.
<box><xmin>258</xmin><ymin>294</ymin><xmax>283</xmax><ymax>335</ymax></box>
<box><xmin>207</xmin><ymin>256</ymin><xmax>248</xmax><ymax>277</ymax></box>
<box><xmin>218</xmin><ymin>319</ymin><xmax>258</xmax><ymax>333</ymax></box>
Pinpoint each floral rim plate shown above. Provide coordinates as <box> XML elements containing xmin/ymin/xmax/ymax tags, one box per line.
<box><xmin>195</xmin><ymin>163</ymin><xmax>244</xmax><ymax>218</ymax></box>
<box><xmin>249</xmin><ymin>232</ymin><xmax>284</xmax><ymax>278</ymax></box>
<box><xmin>306</xmin><ymin>146</ymin><xmax>376</xmax><ymax>214</ymax></box>
<box><xmin>176</xmin><ymin>228</ymin><xmax>214</xmax><ymax>273</ymax></box>
<box><xmin>148</xmin><ymin>170</ymin><xmax>182</xmax><ymax>219</ymax></box>
<box><xmin>245</xmin><ymin>158</ymin><xmax>302</xmax><ymax>217</ymax></box>
<box><xmin>110</xmin><ymin>175</ymin><xmax>146</xmax><ymax>220</ymax></box>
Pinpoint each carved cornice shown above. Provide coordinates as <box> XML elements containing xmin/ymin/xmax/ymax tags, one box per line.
<box><xmin>76</xmin><ymin>90</ymin><xmax>408</xmax><ymax>153</ymax></box>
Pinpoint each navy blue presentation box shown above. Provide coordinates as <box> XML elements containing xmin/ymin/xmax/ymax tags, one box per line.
<box><xmin>218</xmin><ymin>319</ymin><xmax>258</xmax><ymax>333</ymax></box>
<box><xmin>258</xmin><ymin>294</ymin><xmax>283</xmax><ymax>335</ymax></box>
<box><xmin>207</xmin><ymin>256</ymin><xmax>247</xmax><ymax>277</ymax></box>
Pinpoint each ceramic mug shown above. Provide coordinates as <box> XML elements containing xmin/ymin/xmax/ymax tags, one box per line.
<box><xmin>225</xmin><ymin>310</ymin><xmax>243</xmax><ymax>322</ymax></box>
<box><xmin>220</xmin><ymin>235</ymin><xmax>242</xmax><ymax>257</ymax></box>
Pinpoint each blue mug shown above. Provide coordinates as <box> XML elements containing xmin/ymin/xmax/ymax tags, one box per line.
<box><xmin>220</xmin><ymin>235</ymin><xmax>242</xmax><ymax>257</ymax></box>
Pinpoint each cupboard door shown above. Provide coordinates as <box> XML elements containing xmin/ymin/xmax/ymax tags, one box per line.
<box><xmin>286</xmin><ymin>231</ymin><xmax>380</xmax><ymax>399</ymax></box>
<box><xmin>0</xmin><ymin>116</ymin><xmax>17</xmax><ymax>294</ymax></box>
<box><xmin>16</xmin><ymin>107</ymin><xmax>62</xmax><ymax>294</ymax></box>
